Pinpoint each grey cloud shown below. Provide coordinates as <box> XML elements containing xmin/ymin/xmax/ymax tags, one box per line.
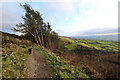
<box><xmin>81</xmin><ymin>28</ymin><xmax>118</xmax><ymax>36</ymax></box>
<box><xmin>55</xmin><ymin>29</ymin><xmax>64</xmax><ymax>35</ymax></box>
<box><xmin>2</xmin><ymin>2</ymin><xmax>22</xmax><ymax>34</ymax></box>
<box><xmin>71</xmin><ymin>27</ymin><xmax>118</xmax><ymax>37</ymax></box>
<box><xmin>86</xmin><ymin>28</ymin><xmax>118</xmax><ymax>34</ymax></box>
<box><xmin>2</xmin><ymin>10</ymin><xmax>21</xmax><ymax>34</ymax></box>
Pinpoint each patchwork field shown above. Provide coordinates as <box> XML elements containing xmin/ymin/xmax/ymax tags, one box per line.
<box><xmin>2</xmin><ymin>32</ymin><xmax>119</xmax><ymax>79</ymax></box>
<box><xmin>60</xmin><ymin>37</ymin><xmax>119</xmax><ymax>52</ymax></box>
<box><xmin>59</xmin><ymin>37</ymin><xmax>120</xmax><ymax>78</ymax></box>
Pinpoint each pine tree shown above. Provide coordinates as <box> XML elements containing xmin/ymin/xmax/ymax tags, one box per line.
<box><xmin>13</xmin><ymin>3</ymin><xmax>43</xmax><ymax>46</ymax></box>
<box><xmin>13</xmin><ymin>3</ymin><xmax>59</xmax><ymax>49</ymax></box>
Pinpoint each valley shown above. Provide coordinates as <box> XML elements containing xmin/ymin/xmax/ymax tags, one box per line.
<box><xmin>1</xmin><ymin>31</ymin><xmax>119</xmax><ymax>79</ymax></box>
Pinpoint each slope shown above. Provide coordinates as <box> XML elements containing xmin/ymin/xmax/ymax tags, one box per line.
<box><xmin>25</xmin><ymin>47</ymin><xmax>53</xmax><ymax>78</ymax></box>
<box><xmin>34</xmin><ymin>45</ymin><xmax>90</xmax><ymax>78</ymax></box>
<box><xmin>59</xmin><ymin>36</ymin><xmax>119</xmax><ymax>78</ymax></box>
<box><xmin>2</xmin><ymin>31</ymin><xmax>32</xmax><ymax>78</ymax></box>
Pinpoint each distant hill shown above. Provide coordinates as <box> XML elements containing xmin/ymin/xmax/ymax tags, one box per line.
<box><xmin>70</xmin><ymin>28</ymin><xmax>119</xmax><ymax>42</ymax></box>
<box><xmin>0</xmin><ymin>31</ymin><xmax>20</xmax><ymax>38</ymax></box>
<box><xmin>71</xmin><ymin>34</ymin><xmax>119</xmax><ymax>42</ymax></box>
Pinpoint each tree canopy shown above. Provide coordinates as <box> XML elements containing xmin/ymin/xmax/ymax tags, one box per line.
<box><xmin>14</xmin><ymin>3</ymin><xmax>59</xmax><ymax>49</ymax></box>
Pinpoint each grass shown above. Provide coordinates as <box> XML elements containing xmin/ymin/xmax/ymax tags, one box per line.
<box><xmin>59</xmin><ymin>37</ymin><xmax>119</xmax><ymax>78</ymax></box>
<box><xmin>77</xmin><ymin>43</ymin><xmax>93</xmax><ymax>48</ymax></box>
<box><xmin>2</xmin><ymin>32</ymin><xmax>32</xmax><ymax>78</ymax></box>
<box><xmin>65</xmin><ymin>43</ymin><xmax>77</xmax><ymax>50</ymax></box>
<box><xmin>60</xmin><ymin>37</ymin><xmax>74</xmax><ymax>43</ymax></box>
<box><xmin>34</xmin><ymin>45</ymin><xmax>90</xmax><ymax>78</ymax></box>
<box><xmin>77</xmin><ymin>39</ymin><xmax>119</xmax><ymax>52</ymax></box>
<box><xmin>2</xmin><ymin>32</ymin><xmax>119</xmax><ymax>78</ymax></box>
<box><xmin>60</xmin><ymin>37</ymin><xmax>119</xmax><ymax>52</ymax></box>
<box><xmin>2</xmin><ymin>45</ymin><xmax>29</xmax><ymax>78</ymax></box>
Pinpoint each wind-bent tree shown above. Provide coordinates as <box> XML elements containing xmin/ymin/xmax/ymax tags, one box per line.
<box><xmin>14</xmin><ymin>3</ymin><xmax>59</xmax><ymax>49</ymax></box>
<box><xmin>14</xmin><ymin>3</ymin><xmax>43</xmax><ymax>46</ymax></box>
<box><xmin>43</xmin><ymin>23</ymin><xmax>49</xmax><ymax>48</ymax></box>
<box><xmin>46</xmin><ymin>22</ymin><xmax>52</xmax><ymax>49</ymax></box>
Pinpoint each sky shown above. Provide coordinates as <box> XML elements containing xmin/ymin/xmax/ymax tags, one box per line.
<box><xmin>0</xmin><ymin>0</ymin><xmax>120</xmax><ymax>36</ymax></box>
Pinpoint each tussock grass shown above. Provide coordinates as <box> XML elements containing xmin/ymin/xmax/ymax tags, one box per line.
<box><xmin>35</xmin><ymin>45</ymin><xmax>89</xmax><ymax>78</ymax></box>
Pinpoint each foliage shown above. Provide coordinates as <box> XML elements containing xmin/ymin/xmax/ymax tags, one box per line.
<box><xmin>59</xmin><ymin>37</ymin><xmax>119</xmax><ymax>78</ymax></box>
<box><xmin>34</xmin><ymin>45</ymin><xmax>89</xmax><ymax>78</ymax></box>
<box><xmin>2</xmin><ymin>45</ymin><xmax>29</xmax><ymax>78</ymax></box>
<box><xmin>2</xmin><ymin>32</ymin><xmax>32</xmax><ymax>78</ymax></box>
<box><xmin>13</xmin><ymin>3</ymin><xmax>59</xmax><ymax>49</ymax></box>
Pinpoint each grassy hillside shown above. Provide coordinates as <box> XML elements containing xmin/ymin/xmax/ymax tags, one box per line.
<box><xmin>2</xmin><ymin>32</ymin><xmax>90</xmax><ymax>78</ymax></box>
<box><xmin>60</xmin><ymin>37</ymin><xmax>119</xmax><ymax>52</ymax></box>
<box><xmin>59</xmin><ymin>36</ymin><xmax>119</xmax><ymax>78</ymax></box>
<box><xmin>34</xmin><ymin>45</ymin><xmax>89</xmax><ymax>78</ymax></box>
<box><xmin>2</xmin><ymin>32</ymin><xmax>119</xmax><ymax>78</ymax></box>
<box><xmin>2</xmin><ymin>32</ymin><xmax>32</xmax><ymax>78</ymax></box>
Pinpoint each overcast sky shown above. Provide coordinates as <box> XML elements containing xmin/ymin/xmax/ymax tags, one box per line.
<box><xmin>1</xmin><ymin>0</ymin><xmax>119</xmax><ymax>36</ymax></box>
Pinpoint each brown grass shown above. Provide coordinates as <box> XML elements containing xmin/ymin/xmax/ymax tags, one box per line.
<box><xmin>55</xmin><ymin>45</ymin><xmax>120</xmax><ymax>79</ymax></box>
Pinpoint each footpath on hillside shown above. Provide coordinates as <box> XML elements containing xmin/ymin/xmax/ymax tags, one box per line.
<box><xmin>25</xmin><ymin>47</ymin><xmax>53</xmax><ymax>78</ymax></box>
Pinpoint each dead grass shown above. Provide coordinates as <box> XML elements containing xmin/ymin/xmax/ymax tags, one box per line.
<box><xmin>55</xmin><ymin>45</ymin><xmax>119</xmax><ymax>79</ymax></box>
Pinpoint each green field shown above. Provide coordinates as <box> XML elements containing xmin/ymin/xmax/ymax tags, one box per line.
<box><xmin>60</xmin><ymin>37</ymin><xmax>119</xmax><ymax>78</ymax></box>
<box><xmin>60</xmin><ymin>37</ymin><xmax>119</xmax><ymax>52</ymax></box>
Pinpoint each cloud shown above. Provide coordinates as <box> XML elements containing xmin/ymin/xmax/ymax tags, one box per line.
<box><xmin>46</xmin><ymin>16</ymin><xmax>55</xmax><ymax>24</ymax></box>
<box><xmin>1</xmin><ymin>1</ymin><xmax>119</xmax><ymax>36</ymax></box>
<box><xmin>65</xmin><ymin>17</ymin><xmax>69</xmax><ymax>21</ymax></box>
<box><xmin>70</xmin><ymin>27</ymin><xmax>119</xmax><ymax>36</ymax></box>
<box><xmin>61</xmin><ymin>0</ymin><xmax>119</xmax><ymax>36</ymax></box>
<box><xmin>48</xmin><ymin>1</ymin><xmax>75</xmax><ymax>16</ymax></box>
<box><xmin>94</xmin><ymin>33</ymin><xmax>120</xmax><ymax>36</ymax></box>
<box><xmin>2</xmin><ymin>2</ymin><xmax>22</xmax><ymax>34</ymax></box>
<box><xmin>55</xmin><ymin>29</ymin><xmax>64</xmax><ymax>35</ymax></box>
<box><xmin>2</xmin><ymin>10</ymin><xmax>21</xmax><ymax>32</ymax></box>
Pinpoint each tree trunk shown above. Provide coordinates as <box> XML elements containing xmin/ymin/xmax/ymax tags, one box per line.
<box><xmin>36</xmin><ymin>29</ymin><xmax>42</xmax><ymax>46</ymax></box>
<box><xmin>45</xmin><ymin>26</ymin><xmax>48</xmax><ymax>48</ymax></box>
<box><xmin>27</xmin><ymin>29</ymin><xmax>39</xmax><ymax>45</ymax></box>
<box><xmin>48</xmin><ymin>34</ymin><xmax>51</xmax><ymax>49</ymax></box>
<box><xmin>34</xmin><ymin>33</ymin><xmax>39</xmax><ymax>45</ymax></box>
<box><xmin>41</xmin><ymin>25</ymin><xmax>45</xmax><ymax>47</ymax></box>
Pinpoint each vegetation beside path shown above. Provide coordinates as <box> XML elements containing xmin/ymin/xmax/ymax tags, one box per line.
<box><xmin>2</xmin><ymin>32</ymin><xmax>32</xmax><ymax>78</ymax></box>
<box><xmin>35</xmin><ymin>45</ymin><xmax>90</xmax><ymax>78</ymax></box>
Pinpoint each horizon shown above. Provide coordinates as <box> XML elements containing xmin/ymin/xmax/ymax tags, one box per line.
<box><xmin>1</xmin><ymin>0</ymin><xmax>119</xmax><ymax>37</ymax></box>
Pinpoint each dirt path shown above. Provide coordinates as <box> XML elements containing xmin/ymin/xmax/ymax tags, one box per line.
<box><xmin>25</xmin><ymin>48</ymin><xmax>53</xmax><ymax>78</ymax></box>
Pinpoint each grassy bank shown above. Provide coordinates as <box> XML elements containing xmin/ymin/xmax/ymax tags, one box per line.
<box><xmin>34</xmin><ymin>45</ymin><xmax>90</xmax><ymax>78</ymax></box>
<box><xmin>2</xmin><ymin>33</ymin><xmax>32</xmax><ymax>78</ymax></box>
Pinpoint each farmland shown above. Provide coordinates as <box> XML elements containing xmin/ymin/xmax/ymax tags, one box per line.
<box><xmin>60</xmin><ymin>37</ymin><xmax>119</xmax><ymax>52</ymax></box>
<box><xmin>59</xmin><ymin>37</ymin><xmax>119</xmax><ymax>78</ymax></box>
<box><xmin>1</xmin><ymin>32</ymin><xmax>119</xmax><ymax>79</ymax></box>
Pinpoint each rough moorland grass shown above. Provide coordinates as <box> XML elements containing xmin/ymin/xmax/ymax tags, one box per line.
<box><xmin>2</xmin><ymin>44</ymin><xmax>31</xmax><ymax>78</ymax></box>
<box><xmin>2</xmin><ymin>36</ymin><xmax>32</xmax><ymax>78</ymax></box>
<box><xmin>34</xmin><ymin>45</ymin><xmax>89</xmax><ymax>78</ymax></box>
